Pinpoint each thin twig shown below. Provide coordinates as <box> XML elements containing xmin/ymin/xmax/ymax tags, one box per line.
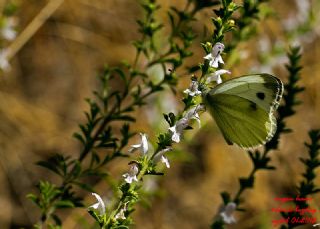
<box><xmin>6</xmin><ymin>0</ymin><xmax>65</xmax><ymax>60</ymax></box>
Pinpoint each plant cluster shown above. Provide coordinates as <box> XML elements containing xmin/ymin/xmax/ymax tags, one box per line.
<box><xmin>25</xmin><ymin>0</ymin><xmax>320</xmax><ymax>228</ymax></box>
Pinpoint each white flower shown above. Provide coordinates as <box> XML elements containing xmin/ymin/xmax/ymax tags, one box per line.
<box><xmin>204</xmin><ymin>42</ymin><xmax>225</xmax><ymax>68</ymax></box>
<box><xmin>115</xmin><ymin>209</ymin><xmax>126</xmax><ymax>220</ymax></box>
<box><xmin>206</xmin><ymin>69</ymin><xmax>231</xmax><ymax>84</ymax></box>
<box><xmin>184</xmin><ymin>105</ymin><xmax>204</xmax><ymax>127</ymax></box>
<box><xmin>168</xmin><ymin>105</ymin><xmax>204</xmax><ymax>143</ymax></box>
<box><xmin>220</xmin><ymin>202</ymin><xmax>237</xmax><ymax>224</ymax></box>
<box><xmin>184</xmin><ymin>80</ymin><xmax>201</xmax><ymax>96</ymax></box>
<box><xmin>168</xmin><ymin>118</ymin><xmax>189</xmax><ymax>143</ymax></box>
<box><xmin>0</xmin><ymin>49</ymin><xmax>10</xmax><ymax>71</ymax></box>
<box><xmin>88</xmin><ymin>193</ymin><xmax>106</xmax><ymax>216</ymax></box>
<box><xmin>123</xmin><ymin>163</ymin><xmax>139</xmax><ymax>183</ymax></box>
<box><xmin>115</xmin><ymin>203</ymin><xmax>128</xmax><ymax>220</ymax></box>
<box><xmin>154</xmin><ymin>148</ymin><xmax>172</xmax><ymax>168</ymax></box>
<box><xmin>1</xmin><ymin>17</ymin><xmax>18</xmax><ymax>41</ymax></box>
<box><xmin>128</xmin><ymin>133</ymin><xmax>148</xmax><ymax>154</ymax></box>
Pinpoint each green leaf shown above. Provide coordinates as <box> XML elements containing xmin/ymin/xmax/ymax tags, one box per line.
<box><xmin>51</xmin><ymin>214</ymin><xmax>62</xmax><ymax>225</ymax></box>
<box><xmin>36</xmin><ymin>161</ymin><xmax>62</xmax><ymax>176</ymax></box>
<box><xmin>81</xmin><ymin>169</ymin><xmax>109</xmax><ymax>178</ymax></box>
<box><xmin>113</xmin><ymin>115</ymin><xmax>136</xmax><ymax>122</ymax></box>
<box><xmin>73</xmin><ymin>132</ymin><xmax>85</xmax><ymax>144</ymax></box>
<box><xmin>48</xmin><ymin>224</ymin><xmax>62</xmax><ymax>229</ymax></box>
<box><xmin>220</xmin><ymin>191</ymin><xmax>230</xmax><ymax>205</ymax></box>
<box><xmin>88</xmin><ymin>209</ymin><xmax>103</xmax><ymax>226</ymax></box>
<box><xmin>211</xmin><ymin>220</ymin><xmax>224</xmax><ymax>229</ymax></box>
<box><xmin>55</xmin><ymin>200</ymin><xmax>75</xmax><ymax>209</ymax></box>
<box><xmin>26</xmin><ymin>194</ymin><xmax>39</xmax><ymax>206</ymax></box>
<box><xmin>72</xmin><ymin>160</ymin><xmax>82</xmax><ymax>178</ymax></box>
<box><xmin>72</xmin><ymin>181</ymin><xmax>95</xmax><ymax>192</ymax></box>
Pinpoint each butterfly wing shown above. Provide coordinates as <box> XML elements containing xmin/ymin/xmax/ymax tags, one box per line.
<box><xmin>205</xmin><ymin>74</ymin><xmax>283</xmax><ymax>148</ymax></box>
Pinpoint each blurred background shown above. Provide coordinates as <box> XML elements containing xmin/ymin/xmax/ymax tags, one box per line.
<box><xmin>0</xmin><ymin>0</ymin><xmax>320</xmax><ymax>228</ymax></box>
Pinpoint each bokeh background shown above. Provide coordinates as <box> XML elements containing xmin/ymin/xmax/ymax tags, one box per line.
<box><xmin>0</xmin><ymin>0</ymin><xmax>320</xmax><ymax>228</ymax></box>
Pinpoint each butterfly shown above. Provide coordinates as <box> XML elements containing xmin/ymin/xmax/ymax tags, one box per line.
<box><xmin>204</xmin><ymin>73</ymin><xmax>284</xmax><ymax>148</ymax></box>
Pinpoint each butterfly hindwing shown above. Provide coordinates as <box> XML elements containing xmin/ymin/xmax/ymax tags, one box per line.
<box><xmin>205</xmin><ymin>74</ymin><xmax>283</xmax><ymax>148</ymax></box>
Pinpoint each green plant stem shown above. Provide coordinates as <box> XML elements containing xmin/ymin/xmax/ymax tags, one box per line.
<box><xmin>105</xmin><ymin>158</ymin><xmax>150</xmax><ymax>227</ymax></box>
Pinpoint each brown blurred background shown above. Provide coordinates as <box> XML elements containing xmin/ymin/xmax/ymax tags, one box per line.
<box><xmin>0</xmin><ymin>0</ymin><xmax>320</xmax><ymax>228</ymax></box>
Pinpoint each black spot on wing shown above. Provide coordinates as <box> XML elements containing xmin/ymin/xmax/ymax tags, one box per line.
<box><xmin>256</xmin><ymin>92</ymin><xmax>265</xmax><ymax>100</ymax></box>
<box><xmin>249</xmin><ymin>101</ymin><xmax>257</xmax><ymax>110</ymax></box>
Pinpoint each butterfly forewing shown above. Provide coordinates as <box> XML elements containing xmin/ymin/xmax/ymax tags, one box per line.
<box><xmin>211</xmin><ymin>74</ymin><xmax>283</xmax><ymax>111</ymax></box>
<box><xmin>205</xmin><ymin>74</ymin><xmax>283</xmax><ymax>148</ymax></box>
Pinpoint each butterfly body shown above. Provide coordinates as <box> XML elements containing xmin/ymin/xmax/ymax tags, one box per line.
<box><xmin>204</xmin><ymin>74</ymin><xmax>283</xmax><ymax>148</ymax></box>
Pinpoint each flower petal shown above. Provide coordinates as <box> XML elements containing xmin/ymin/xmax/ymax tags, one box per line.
<box><xmin>204</xmin><ymin>53</ymin><xmax>212</xmax><ymax>60</ymax></box>
<box><xmin>128</xmin><ymin>144</ymin><xmax>141</xmax><ymax>153</ymax></box>
<box><xmin>169</xmin><ymin>125</ymin><xmax>181</xmax><ymax>143</ymax></box>
<box><xmin>89</xmin><ymin>193</ymin><xmax>106</xmax><ymax>215</ymax></box>
<box><xmin>221</xmin><ymin>212</ymin><xmax>236</xmax><ymax>224</ymax></box>
<box><xmin>161</xmin><ymin>155</ymin><xmax>170</xmax><ymax>168</ymax></box>
<box><xmin>140</xmin><ymin>133</ymin><xmax>149</xmax><ymax>154</ymax></box>
<box><xmin>219</xmin><ymin>202</ymin><xmax>237</xmax><ymax>224</ymax></box>
<box><xmin>171</xmin><ymin>132</ymin><xmax>180</xmax><ymax>143</ymax></box>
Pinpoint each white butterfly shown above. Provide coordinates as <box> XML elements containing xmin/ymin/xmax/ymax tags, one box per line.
<box><xmin>204</xmin><ymin>74</ymin><xmax>284</xmax><ymax>148</ymax></box>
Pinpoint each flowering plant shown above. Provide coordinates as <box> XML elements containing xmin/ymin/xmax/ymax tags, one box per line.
<box><xmin>16</xmin><ymin>0</ymin><xmax>320</xmax><ymax>228</ymax></box>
